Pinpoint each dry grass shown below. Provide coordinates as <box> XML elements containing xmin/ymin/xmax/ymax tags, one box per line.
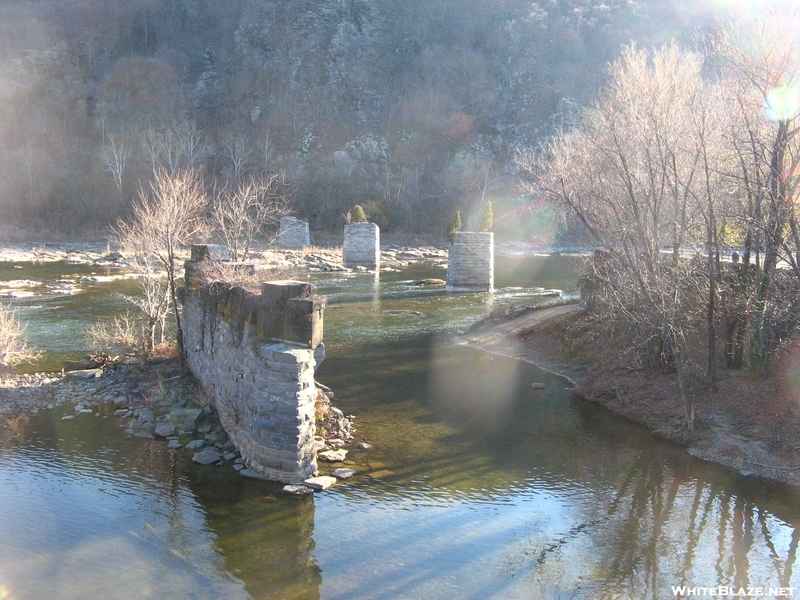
<box><xmin>297</xmin><ymin>245</ymin><xmax>342</xmax><ymax>259</ymax></box>
<box><xmin>0</xmin><ymin>304</ymin><xmax>41</xmax><ymax>367</ymax></box>
<box><xmin>195</xmin><ymin>261</ymin><xmax>263</xmax><ymax>290</ymax></box>
<box><xmin>86</xmin><ymin>311</ymin><xmax>148</xmax><ymax>364</ymax></box>
<box><xmin>149</xmin><ymin>342</ymin><xmax>180</xmax><ymax>360</ymax></box>
<box><xmin>195</xmin><ymin>259</ymin><xmax>305</xmax><ymax>291</ymax></box>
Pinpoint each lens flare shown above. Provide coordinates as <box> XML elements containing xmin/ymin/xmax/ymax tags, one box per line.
<box><xmin>765</xmin><ymin>86</ymin><xmax>800</xmax><ymax>122</ymax></box>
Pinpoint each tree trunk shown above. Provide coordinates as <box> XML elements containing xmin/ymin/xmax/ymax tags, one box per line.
<box><xmin>750</xmin><ymin>119</ymin><xmax>789</xmax><ymax>374</ymax></box>
<box><xmin>666</xmin><ymin>290</ymin><xmax>694</xmax><ymax>430</ymax></box>
<box><xmin>706</xmin><ymin>218</ymin><xmax>717</xmax><ymax>385</ymax></box>
<box><xmin>666</xmin><ymin>323</ymin><xmax>694</xmax><ymax>430</ymax></box>
<box><xmin>166</xmin><ymin>254</ymin><xmax>184</xmax><ymax>356</ymax></box>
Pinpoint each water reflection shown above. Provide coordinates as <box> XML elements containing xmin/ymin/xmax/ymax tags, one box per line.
<box><xmin>0</xmin><ymin>411</ymin><xmax>249</xmax><ymax>600</ymax></box>
<box><xmin>313</xmin><ymin>331</ymin><xmax>800</xmax><ymax>599</ymax></box>
<box><xmin>370</xmin><ymin>270</ymin><xmax>381</xmax><ymax>314</ymax></box>
<box><xmin>187</xmin><ymin>467</ymin><xmax>322</xmax><ymax>599</ymax></box>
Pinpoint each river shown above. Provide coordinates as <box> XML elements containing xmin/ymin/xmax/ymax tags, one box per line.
<box><xmin>0</xmin><ymin>255</ymin><xmax>799</xmax><ymax>599</ymax></box>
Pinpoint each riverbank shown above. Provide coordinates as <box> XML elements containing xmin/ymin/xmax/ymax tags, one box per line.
<box><xmin>466</xmin><ymin>304</ymin><xmax>800</xmax><ymax>487</ymax></box>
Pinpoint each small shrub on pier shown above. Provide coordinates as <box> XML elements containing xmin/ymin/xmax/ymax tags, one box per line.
<box><xmin>351</xmin><ymin>205</ymin><xmax>367</xmax><ymax>223</ymax></box>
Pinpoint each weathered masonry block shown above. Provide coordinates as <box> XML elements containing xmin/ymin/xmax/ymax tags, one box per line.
<box><xmin>446</xmin><ymin>231</ymin><xmax>494</xmax><ymax>292</ymax></box>
<box><xmin>277</xmin><ymin>217</ymin><xmax>311</xmax><ymax>250</ymax></box>
<box><xmin>182</xmin><ymin>245</ymin><xmax>325</xmax><ymax>483</ymax></box>
<box><xmin>343</xmin><ymin>222</ymin><xmax>380</xmax><ymax>269</ymax></box>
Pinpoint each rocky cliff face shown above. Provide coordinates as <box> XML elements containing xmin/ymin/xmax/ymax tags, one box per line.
<box><xmin>226</xmin><ymin>0</ymin><xmax>643</xmax><ymax>230</ymax></box>
<box><xmin>0</xmin><ymin>0</ymin><xmax>688</xmax><ymax>232</ymax></box>
<box><xmin>235</xmin><ymin>0</ymin><xmax>387</xmax><ymax>124</ymax></box>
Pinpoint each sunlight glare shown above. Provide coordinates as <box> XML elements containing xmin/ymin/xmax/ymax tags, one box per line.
<box><xmin>429</xmin><ymin>332</ymin><xmax>521</xmax><ymax>433</ymax></box>
<box><xmin>765</xmin><ymin>86</ymin><xmax>800</xmax><ymax>122</ymax></box>
<box><xmin>702</xmin><ymin>0</ymin><xmax>780</xmax><ymax>13</ymax></box>
<box><xmin>668</xmin><ymin>0</ymin><xmax>773</xmax><ymax>28</ymax></box>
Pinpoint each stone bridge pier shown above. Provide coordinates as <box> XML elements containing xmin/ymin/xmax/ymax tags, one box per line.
<box><xmin>446</xmin><ymin>231</ymin><xmax>494</xmax><ymax>292</ymax></box>
<box><xmin>182</xmin><ymin>245</ymin><xmax>325</xmax><ymax>483</ymax></box>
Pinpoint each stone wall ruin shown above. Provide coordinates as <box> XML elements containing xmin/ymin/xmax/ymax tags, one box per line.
<box><xmin>182</xmin><ymin>245</ymin><xmax>325</xmax><ymax>483</ymax></box>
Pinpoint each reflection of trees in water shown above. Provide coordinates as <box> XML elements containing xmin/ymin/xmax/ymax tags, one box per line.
<box><xmin>0</xmin><ymin>413</ymin><xmax>31</xmax><ymax>449</ymax></box>
<box><xmin>520</xmin><ymin>449</ymin><xmax>800</xmax><ymax>598</ymax></box>
<box><xmin>316</xmin><ymin>332</ymin><xmax>800</xmax><ymax>598</ymax></box>
<box><xmin>596</xmin><ymin>461</ymin><xmax>800</xmax><ymax>597</ymax></box>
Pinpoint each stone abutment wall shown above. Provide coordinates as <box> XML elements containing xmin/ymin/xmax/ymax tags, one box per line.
<box><xmin>182</xmin><ymin>245</ymin><xmax>325</xmax><ymax>483</ymax></box>
<box><xmin>446</xmin><ymin>231</ymin><xmax>494</xmax><ymax>292</ymax></box>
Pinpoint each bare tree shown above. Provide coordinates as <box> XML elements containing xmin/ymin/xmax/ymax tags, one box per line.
<box><xmin>210</xmin><ymin>172</ymin><xmax>290</xmax><ymax>261</ymax></box>
<box><xmin>101</xmin><ymin>134</ymin><xmax>130</xmax><ymax>197</ymax></box>
<box><xmin>178</xmin><ymin>124</ymin><xmax>205</xmax><ymax>168</ymax></box>
<box><xmin>0</xmin><ymin>304</ymin><xmax>39</xmax><ymax>368</ymax></box>
<box><xmin>113</xmin><ymin>169</ymin><xmax>208</xmax><ymax>354</ymax></box>
<box><xmin>86</xmin><ymin>311</ymin><xmax>148</xmax><ymax>366</ymax></box>
<box><xmin>123</xmin><ymin>257</ymin><xmax>171</xmax><ymax>353</ymax></box>
<box><xmin>523</xmin><ymin>44</ymin><xmax>713</xmax><ymax>262</ymax></box>
<box><xmin>706</xmin><ymin>3</ymin><xmax>800</xmax><ymax>371</ymax></box>
<box><xmin>140</xmin><ymin>123</ymin><xmax>206</xmax><ymax>177</ymax></box>
<box><xmin>222</xmin><ymin>135</ymin><xmax>252</xmax><ymax>180</ymax></box>
<box><xmin>520</xmin><ymin>43</ymin><xmax>721</xmax><ymax>428</ymax></box>
<box><xmin>670</xmin><ymin>78</ymin><xmax>739</xmax><ymax>385</ymax></box>
<box><xmin>139</xmin><ymin>128</ymin><xmax>181</xmax><ymax>177</ymax></box>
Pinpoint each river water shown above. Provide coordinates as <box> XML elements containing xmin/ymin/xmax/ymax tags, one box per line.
<box><xmin>1</xmin><ymin>256</ymin><xmax>799</xmax><ymax>599</ymax></box>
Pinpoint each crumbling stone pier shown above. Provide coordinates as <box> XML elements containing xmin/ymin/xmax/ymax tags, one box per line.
<box><xmin>182</xmin><ymin>245</ymin><xmax>325</xmax><ymax>483</ymax></box>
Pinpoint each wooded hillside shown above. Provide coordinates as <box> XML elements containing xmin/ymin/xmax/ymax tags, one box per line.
<box><xmin>0</xmin><ymin>0</ymin><xmax>706</xmax><ymax>235</ymax></box>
